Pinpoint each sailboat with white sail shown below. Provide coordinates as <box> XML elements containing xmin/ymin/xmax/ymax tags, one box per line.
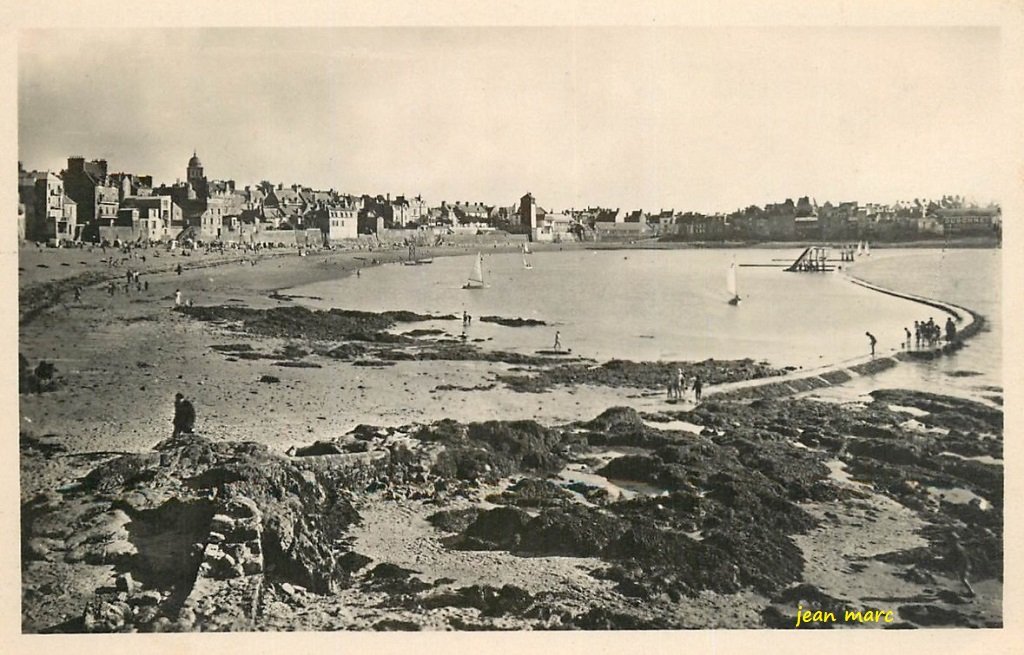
<box><xmin>463</xmin><ymin>252</ymin><xmax>486</xmax><ymax>289</ymax></box>
<box><xmin>727</xmin><ymin>260</ymin><xmax>741</xmax><ymax>305</ymax></box>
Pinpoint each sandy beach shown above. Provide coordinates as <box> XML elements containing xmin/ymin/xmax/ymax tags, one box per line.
<box><xmin>19</xmin><ymin>243</ymin><xmax>1003</xmax><ymax>632</ymax></box>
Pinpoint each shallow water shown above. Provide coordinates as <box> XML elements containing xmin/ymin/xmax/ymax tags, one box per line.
<box><xmin>287</xmin><ymin>248</ymin><xmax>962</xmax><ymax>370</ymax></box>
<box><xmin>803</xmin><ymin>248</ymin><xmax>1001</xmax><ymax>403</ymax></box>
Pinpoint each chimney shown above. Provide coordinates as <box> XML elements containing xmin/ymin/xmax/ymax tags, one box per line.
<box><xmin>68</xmin><ymin>156</ymin><xmax>85</xmax><ymax>173</ymax></box>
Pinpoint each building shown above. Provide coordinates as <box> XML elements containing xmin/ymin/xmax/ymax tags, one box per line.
<box><xmin>519</xmin><ymin>193</ymin><xmax>538</xmax><ymax>231</ymax></box>
<box><xmin>453</xmin><ymin>201</ymin><xmax>490</xmax><ymax>223</ymax></box>
<box><xmin>26</xmin><ymin>171</ymin><xmax>78</xmax><ymax>242</ymax></box>
<box><xmin>264</xmin><ymin>185</ymin><xmax>308</xmax><ymax>225</ymax></box>
<box><xmin>594</xmin><ymin>221</ymin><xmax>653</xmax><ymax>241</ymax></box>
<box><xmin>936</xmin><ymin>206</ymin><xmax>1001</xmax><ymax>235</ymax></box>
<box><xmin>62</xmin><ymin>156</ymin><xmax>118</xmax><ymax>240</ymax></box>
<box><xmin>385</xmin><ymin>195</ymin><xmax>427</xmax><ymax>227</ymax></box>
<box><xmin>316</xmin><ymin>199</ymin><xmax>359</xmax><ymax>241</ymax></box>
<box><xmin>120</xmin><ymin>195</ymin><xmax>181</xmax><ymax>241</ymax></box>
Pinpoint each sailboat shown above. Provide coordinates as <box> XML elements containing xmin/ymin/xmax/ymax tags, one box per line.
<box><xmin>463</xmin><ymin>252</ymin><xmax>486</xmax><ymax>289</ymax></box>
<box><xmin>727</xmin><ymin>261</ymin><xmax>741</xmax><ymax>305</ymax></box>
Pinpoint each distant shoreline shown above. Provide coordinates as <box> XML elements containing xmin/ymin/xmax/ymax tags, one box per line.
<box><xmin>588</xmin><ymin>235</ymin><xmax>1000</xmax><ymax>250</ymax></box>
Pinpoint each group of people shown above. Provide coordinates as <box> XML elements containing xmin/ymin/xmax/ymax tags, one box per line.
<box><xmin>667</xmin><ymin>368</ymin><xmax>703</xmax><ymax>403</ymax></box>
<box><xmin>868</xmin><ymin>315</ymin><xmax>959</xmax><ymax>357</ymax></box>
<box><xmin>908</xmin><ymin>317</ymin><xmax>957</xmax><ymax>349</ymax></box>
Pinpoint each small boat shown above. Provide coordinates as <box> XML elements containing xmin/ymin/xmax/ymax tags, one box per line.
<box><xmin>463</xmin><ymin>252</ymin><xmax>486</xmax><ymax>289</ymax></box>
<box><xmin>727</xmin><ymin>260</ymin><xmax>741</xmax><ymax>305</ymax></box>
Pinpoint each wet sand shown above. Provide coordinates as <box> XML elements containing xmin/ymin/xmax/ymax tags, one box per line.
<box><xmin>18</xmin><ymin>243</ymin><xmax>1002</xmax><ymax>631</ymax></box>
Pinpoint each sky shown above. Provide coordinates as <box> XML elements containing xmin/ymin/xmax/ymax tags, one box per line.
<box><xmin>18</xmin><ymin>27</ymin><xmax>1005</xmax><ymax>213</ymax></box>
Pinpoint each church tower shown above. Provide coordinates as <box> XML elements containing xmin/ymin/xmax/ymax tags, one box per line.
<box><xmin>186</xmin><ymin>150</ymin><xmax>207</xmax><ymax>199</ymax></box>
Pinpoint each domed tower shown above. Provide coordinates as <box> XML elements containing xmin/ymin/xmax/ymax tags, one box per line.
<box><xmin>186</xmin><ymin>150</ymin><xmax>207</xmax><ymax>199</ymax></box>
<box><xmin>187</xmin><ymin>150</ymin><xmax>204</xmax><ymax>183</ymax></box>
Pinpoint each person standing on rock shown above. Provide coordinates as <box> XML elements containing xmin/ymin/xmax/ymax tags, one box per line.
<box><xmin>172</xmin><ymin>393</ymin><xmax>196</xmax><ymax>437</ymax></box>
<box><xmin>946</xmin><ymin>531</ymin><xmax>975</xmax><ymax>597</ymax></box>
<box><xmin>693</xmin><ymin>376</ymin><xmax>703</xmax><ymax>402</ymax></box>
<box><xmin>866</xmin><ymin>331</ymin><xmax>877</xmax><ymax>357</ymax></box>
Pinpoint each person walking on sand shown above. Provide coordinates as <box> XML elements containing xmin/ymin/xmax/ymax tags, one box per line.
<box><xmin>904</xmin><ymin>327</ymin><xmax>912</xmax><ymax>350</ymax></box>
<box><xmin>172</xmin><ymin>392</ymin><xmax>196</xmax><ymax>438</ymax></box>
<box><xmin>693</xmin><ymin>376</ymin><xmax>703</xmax><ymax>402</ymax></box>
<box><xmin>553</xmin><ymin>331</ymin><xmax>562</xmax><ymax>351</ymax></box>
<box><xmin>174</xmin><ymin>289</ymin><xmax>182</xmax><ymax>307</ymax></box>
<box><xmin>945</xmin><ymin>317</ymin><xmax>957</xmax><ymax>343</ymax></box>
<box><xmin>866</xmin><ymin>331</ymin><xmax>877</xmax><ymax>357</ymax></box>
<box><xmin>176</xmin><ymin>263</ymin><xmax>183</xmax><ymax>276</ymax></box>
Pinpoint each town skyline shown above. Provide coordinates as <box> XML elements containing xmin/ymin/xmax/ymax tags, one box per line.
<box><xmin>19</xmin><ymin>27</ymin><xmax>1005</xmax><ymax>214</ymax></box>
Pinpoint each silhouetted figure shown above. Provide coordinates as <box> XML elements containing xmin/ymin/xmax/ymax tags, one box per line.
<box><xmin>553</xmin><ymin>331</ymin><xmax>562</xmax><ymax>351</ymax></box>
<box><xmin>945</xmin><ymin>317</ymin><xmax>957</xmax><ymax>342</ymax></box>
<box><xmin>172</xmin><ymin>393</ymin><xmax>196</xmax><ymax>437</ymax></box>
<box><xmin>866</xmin><ymin>331</ymin><xmax>877</xmax><ymax>356</ymax></box>
<box><xmin>946</xmin><ymin>531</ymin><xmax>975</xmax><ymax>597</ymax></box>
<box><xmin>693</xmin><ymin>376</ymin><xmax>703</xmax><ymax>402</ymax></box>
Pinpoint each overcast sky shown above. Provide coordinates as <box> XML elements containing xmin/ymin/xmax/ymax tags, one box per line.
<box><xmin>18</xmin><ymin>27</ymin><xmax>1003</xmax><ymax>212</ymax></box>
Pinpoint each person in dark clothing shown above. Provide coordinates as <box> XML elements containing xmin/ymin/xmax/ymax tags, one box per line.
<box><xmin>946</xmin><ymin>530</ymin><xmax>975</xmax><ymax>597</ymax></box>
<box><xmin>693</xmin><ymin>376</ymin><xmax>703</xmax><ymax>402</ymax></box>
<box><xmin>866</xmin><ymin>331</ymin><xmax>877</xmax><ymax>356</ymax></box>
<box><xmin>945</xmin><ymin>317</ymin><xmax>957</xmax><ymax>342</ymax></box>
<box><xmin>172</xmin><ymin>392</ymin><xmax>196</xmax><ymax>437</ymax></box>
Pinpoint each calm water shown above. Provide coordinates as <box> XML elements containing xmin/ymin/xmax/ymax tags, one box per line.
<box><xmin>810</xmin><ymin>248</ymin><xmax>1001</xmax><ymax>403</ymax></box>
<box><xmin>286</xmin><ymin>248</ymin><xmax>997</xmax><ymax>378</ymax></box>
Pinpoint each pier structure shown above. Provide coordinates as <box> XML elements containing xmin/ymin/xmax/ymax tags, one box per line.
<box><xmin>786</xmin><ymin>245</ymin><xmax>834</xmax><ymax>272</ymax></box>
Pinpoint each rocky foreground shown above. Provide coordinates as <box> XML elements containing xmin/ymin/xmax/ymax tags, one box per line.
<box><xmin>21</xmin><ymin>388</ymin><xmax>1002</xmax><ymax>631</ymax></box>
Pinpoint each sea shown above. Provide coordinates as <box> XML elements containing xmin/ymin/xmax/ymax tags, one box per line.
<box><xmin>286</xmin><ymin>247</ymin><xmax>1001</xmax><ymax>403</ymax></box>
